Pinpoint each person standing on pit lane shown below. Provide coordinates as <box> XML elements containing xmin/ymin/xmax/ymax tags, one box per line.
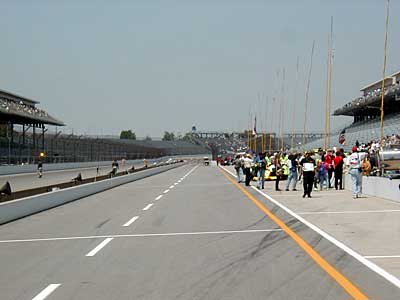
<box><xmin>285</xmin><ymin>153</ymin><xmax>299</xmax><ymax>191</ymax></box>
<box><xmin>257</xmin><ymin>152</ymin><xmax>267</xmax><ymax>189</ymax></box>
<box><xmin>243</xmin><ymin>154</ymin><xmax>253</xmax><ymax>186</ymax></box>
<box><xmin>346</xmin><ymin>146</ymin><xmax>366</xmax><ymax>199</ymax></box>
<box><xmin>233</xmin><ymin>154</ymin><xmax>244</xmax><ymax>183</ymax></box>
<box><xmin>323</xmin><ymin>150</ymin><xmax>334</xmax><ymax>188</ymax></box>
<box><xmin>299</xmin><ymin>151</ymin><xmax>316</xmax><ymax>198</ymax></box>
<box><xmin>333</xmin><ymin>150</ymin><xmax>344</xmax><ymax>190</ymax></box>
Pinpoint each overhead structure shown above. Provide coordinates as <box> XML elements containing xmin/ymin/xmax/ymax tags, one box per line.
<box><xmin>0</xmin><ymin>89</ymin><xmax>64</xmax><ymax>164</ymax></box>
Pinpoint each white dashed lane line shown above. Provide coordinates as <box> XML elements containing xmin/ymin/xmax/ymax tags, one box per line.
<box><xmin>123</xmin><ymin>216</ymin><xmax>139</xmax><ymax>227</ymax></box>
<box><xmin>32</xmin><ymin>284</ymin><xmax>61</xmax><ymax>300</ymax></box>
<box><xmin>142</xmin><ymin>203</ymin><xmax>154</xmax><ymax>211</ymax></box>
<box><xmin>155</xmin><ymin>195</ymin><xmax>163</xmax><ymax>201</ymax></box>
<box><xmin>86</xmin><ymin>238</ymin><xmax>114</xmax><ymax>257</ymax></box>
<box><xmin>169</xmin><ymin>185</ymin><xmax>174</xmax><ymax>189</ymax></box>
<box><xmin>163</xmin><ymin>189</ymin><xmax>170</xmax><ymax>194</ymax></box>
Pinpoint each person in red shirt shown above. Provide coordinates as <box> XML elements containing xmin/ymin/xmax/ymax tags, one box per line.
<box><xmin>333</xmin><ymin>151</ymin><xmax>344</xmax><ymax>190</ymax></box>
<box><xmin>323</xmin><ymin>150</ymin><xmax>334</xmax><ymax>188</ymax></box>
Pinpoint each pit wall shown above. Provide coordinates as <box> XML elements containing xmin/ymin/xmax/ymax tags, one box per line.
<box><xmin>0</xmin><ymin>154</ymin><xmax>207</xmax><ymax>176</ymax></box>
<box><xmin>0</xmin><ymin>162</ymin><xmax>184</xmax><ymax>225</ymax></box>
<box><xmin>344</xmin><ymin>174</ymin><xmax>400</xmax><ymax>203</ymax></box>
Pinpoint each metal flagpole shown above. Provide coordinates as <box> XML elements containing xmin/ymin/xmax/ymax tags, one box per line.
<box><xmin>380</xmin><ymin>0</ymin><xmax>390</xmax><ymax>142</ymax></box>
<box><xmin>302</xmin><ymin>40</ymin><xmax>315</xmax><ymax>149</ymax></box>
<box><xmin>327</xmin><ymin>16</ymin><xmax>334</xmax><ymax>149</ymax></box>
<box><xmin>279</xmin><ymin>68</ymin><xmax>286</xmax><ymax>151</ymax></box>
<box><xmin>291</xmin><ymin>56</ymin><xmax>300</xmax><ymax>150</ymax></box>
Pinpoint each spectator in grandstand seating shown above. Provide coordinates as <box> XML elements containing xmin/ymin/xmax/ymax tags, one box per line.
<box><xmin>300</xmin><ymin>151</ymin><xmax>316</xmax><ymax>198</ymax></box>
<box><xmin>333</xmin><ymin>151</ymin><xmax>344</xmax><ymax>190</ymax></box>
<box><xmin>346</xmin><ymin>146</ymin><xmax>366</xmax><ymax>199</ymax></box>
<box><xmin>285</xmin><ymin>153</ymin><xmax>298</xmax><ymax>191</ymax></box>
<box><xmin>243</xmin><ymin>154</ymin><xmax>253</xmax><ymax>186</ymax></box>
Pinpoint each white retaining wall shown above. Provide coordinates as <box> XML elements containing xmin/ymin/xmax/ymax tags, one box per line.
<box><xmin>345</xmin><ymin>174</ymin><xmax>400</xmax><ymax>203</ymax></box>
<box><xmin>0</xmin><ymin>163</ymin><xmax>184</xmax><ymax>225</ymax></box>
<box><xmin>0</xmin><ymin>154</ymin><xmax>207</xmax><ymax>176</ymax></box>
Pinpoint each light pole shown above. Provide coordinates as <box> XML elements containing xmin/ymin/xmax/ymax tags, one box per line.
<box><xmin>6</xmin><ymin>122</ymin><xmax>11</xmax><ymax>165</ymax></box>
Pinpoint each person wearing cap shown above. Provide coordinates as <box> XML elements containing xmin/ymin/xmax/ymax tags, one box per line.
<box><xmin>346</xmin><ymin>146</ymin><xmax>366</xmax><ymax>199</ymax></box>
<box><xmin>299</xmin><ymin>151</ymin><xmax>316</xmax><ymax>198</ymax></box>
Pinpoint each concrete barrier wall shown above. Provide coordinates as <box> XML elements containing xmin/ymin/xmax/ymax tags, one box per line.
<box><xmin>0</xmin><ymin>163</ymin><xmax>184</xmax><ymax>225</ymax></box>
<box><xmin>0</xmin><ymin>159</ymin><xmax>157</xmax><ymax>175</ymax></box>
<box><xmin>0</xmin><ymin>154</ymin><xmax>207</xmax><ymax>176</ymax></box>
<box><xmin>345</xmin><ymin>174</ymin><xmax>400</xmax><ymax>203</ymax></box>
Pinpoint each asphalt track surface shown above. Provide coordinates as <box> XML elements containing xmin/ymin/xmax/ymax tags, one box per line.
<box><xmin>0</xmin><ymin>163</ymin><xmax>399</xmax><ymax>299</ymax></box>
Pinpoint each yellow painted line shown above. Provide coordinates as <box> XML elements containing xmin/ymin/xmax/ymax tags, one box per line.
<box><xmin>220</xmin><ymin>168</ymin><xmax>369</xmax><ymax>300</ymax></box>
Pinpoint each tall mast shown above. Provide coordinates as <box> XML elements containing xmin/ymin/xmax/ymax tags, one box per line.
<box><xmin>291</xmin><ymin>56</ymin><xmax>300</xmax><ymax>149</ymax></box>
<box><xmin>302</xmin><ymin>40</ymin><xmax>315</xmax><ymax>149</ymax></box>
<box><xmin>279</xmin><ymin>68</ymin><xmax>286</xmax><ymax>151</ymax></box>
<box><xmin>270</xmin><ymin>97</ymin><xmax>275</xmax><ymax>152</ymax></box>
<box><xmin>327</xmin><ymin>16</ymin><xmax>334</xmax><ymax>149</ymax></box>
<box><xmin>380</xmin><ymin>0</ymin><xmax>390</xmax><ymax>142</ymax></box>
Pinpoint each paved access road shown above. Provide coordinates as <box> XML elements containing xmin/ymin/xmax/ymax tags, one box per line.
<box><xmin>0</xmin><ymin>163</ymin><xmax>399</xmax><ymax>299</ymax></box>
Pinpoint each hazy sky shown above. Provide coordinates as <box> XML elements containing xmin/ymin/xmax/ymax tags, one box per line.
<box><xmin>1</xmin><ymin>0</ymin><xmax>399</xmax><ymax>137</ymax></box>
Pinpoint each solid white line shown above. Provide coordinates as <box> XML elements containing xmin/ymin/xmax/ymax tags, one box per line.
<box><xmin>32</xmin><ymin>284</ymin><xmax>61</xmax><ymax>300</ymax></box>
<box><xmin>169</xmin><ymin>185</ymin><xmax>174</xmax><ymax>189</ymax></box>
<box><xmin>163</xmin><ymin>189</ymin><xmax>170</xmax><ymax>194</ymax></box>
<box><xmin>155</xmin><ymin>195</ymin><xmax>163</xmax><ymax>201</ymax></box>
<box><xmin>219</xmin><ymin>165</ymin><xmax>400</xmax><ymax>289</ymax></box>
<box><xmin>122</xmin><ymin>216</ymin><xmax>139</xmax><ymax>227</ymax></box>
<box><xmin>142</xmin><ymin>203</ymin><xmax>154</xmax><ymax>211</ymax></box>
<box><xmin>86</xmin><ymin>238</ymin><xmax>113</xmax><ymax>257</ymax></box>
<box><xmin>0</xmin><ymin>229</ymin><xmax>282</xmax><ymax>244</ymax></box>
<box><xmin>365</xmin><ymin>255</ymin><xmax>400</xmax><ymax>259</ymax></box>
<box><xmin>298</xmin><ymin>209</ymin><xmax>400</xmax><ymax>215</ymax></box>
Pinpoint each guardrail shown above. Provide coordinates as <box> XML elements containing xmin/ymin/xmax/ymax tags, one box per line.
<box><xmin>0</xmin><ymin>162</ymin><xmax>185</xmax><ymax>225</ymax></box>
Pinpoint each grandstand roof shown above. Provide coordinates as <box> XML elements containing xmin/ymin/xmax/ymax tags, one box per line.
<box><xmin>360</xmin><ymin>71</ymin><xmax>400</xmax><ymax>92</ymax></box>
<box><xmin>0</xmin><ymin>89</ymin><xmax>39</xmax><ymax>106</ymax></box>
<box><xmin>0</xmin><ymin>88</ymin><xmax>64</xmax><ymax>126</ymax></box>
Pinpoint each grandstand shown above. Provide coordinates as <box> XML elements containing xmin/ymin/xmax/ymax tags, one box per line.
<box><xmin>0</xmin><ymin>89</ymin><xmax>63</xmax><ymax>126</ymax></box>
<box><xmin>0</xmin><ymin>88</ymin><xmax>209</xmax><ymax>164</ymax></box>
<box><xmin>297</xmin><ymin>71</ymin><xmax>400</xmax><ymax>151</ymax></box>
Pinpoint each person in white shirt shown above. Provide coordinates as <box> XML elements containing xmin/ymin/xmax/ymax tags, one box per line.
<box><xmin>243</xmin><ymin>154</ymin><xmax>253</xmax><ymax>186</ymax></box>
<box><xmin>346</xmin><ymin>146</ymin><xmax>366</xmax><ymax>199</ymax></box>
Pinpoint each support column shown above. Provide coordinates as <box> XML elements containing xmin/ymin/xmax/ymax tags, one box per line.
<box><xmin>33</xmin><ymin>125</ymin><xmax>36</xmax><ymax>150</ymax></box>
<box><xmin>42</xmin><ymin>125</ymin><xmax>45</xmax><ymax>151</ymax></box>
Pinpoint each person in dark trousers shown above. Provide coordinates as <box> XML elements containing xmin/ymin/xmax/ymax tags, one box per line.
<box><xmin>270</xmin><ymin>154</ymin><xmax>282</xmax><ymax>191</ymax></box>
<box><xmin>243</xmin><ymin>154</ymin><xmax>253</xmax><ymax>186</ymax></box>
<box><xmin>37</xmin><ymin>161</ymin><xmax>43</xmax><ymax>178</ymax></box>
<box><xmin>300</xmin><ymin>152</ymin><xmax>316</xmax><ymax>198</ymax></box>
<box><xmin>333</xmin><ymin>151</ymin><xmax>344</xmax><ymax>190</ymax></box>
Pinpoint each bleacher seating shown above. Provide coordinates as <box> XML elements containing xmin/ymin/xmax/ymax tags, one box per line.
<box><xmin>298</xmin><ymin>113</ymin><xmax>400</xmax><ymax>151</ymax></box>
